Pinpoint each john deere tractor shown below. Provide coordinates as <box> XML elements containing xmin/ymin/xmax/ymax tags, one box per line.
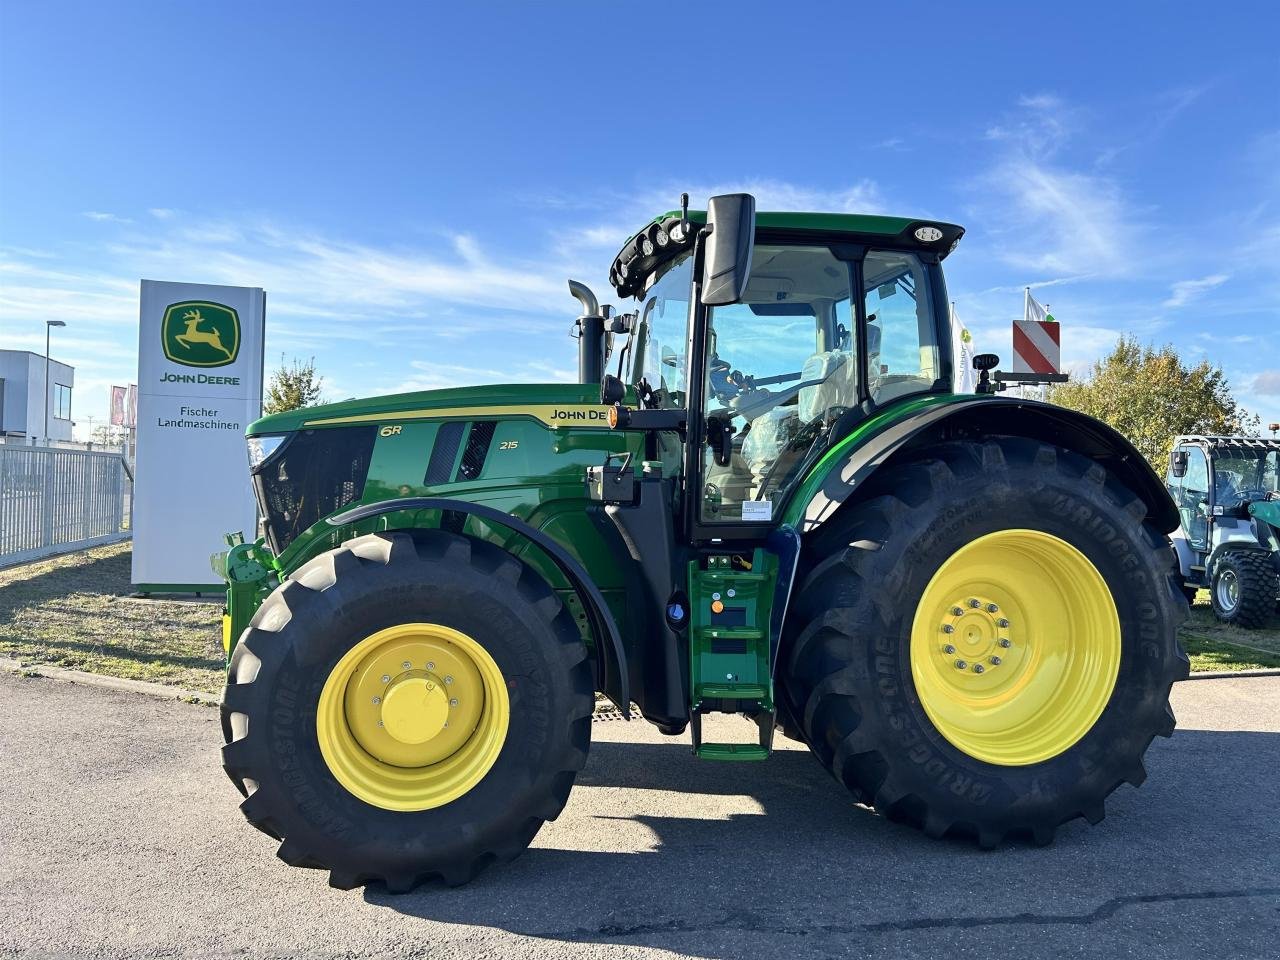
<box><xmin>216</xmin><ymin>194</ymin><xmax>1188</xmax><ymax>890</ymax></box>
<box><xmin>1166</xmin><ymin>434</ymin><xmax>1280</xmax><ymax>627</ymax></box>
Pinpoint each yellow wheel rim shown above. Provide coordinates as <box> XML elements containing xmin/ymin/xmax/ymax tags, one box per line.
<box><xmin>316</xmin><ymin>623</ymin><xmax>510</xmax><ymax>811</ymax></box>
<box><xmin>909</xmin><ymin>529</ymin><xmax>1120</xmax><ymax>766</ymax></box>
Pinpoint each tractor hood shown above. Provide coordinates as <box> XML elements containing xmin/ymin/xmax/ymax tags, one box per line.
<box><xmin>248</xmin><ymin>382</ymin><xmax>606</xmax><ymax>437</ymax></box>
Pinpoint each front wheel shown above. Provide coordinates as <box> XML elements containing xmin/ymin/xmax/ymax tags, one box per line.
<box><xmin>779</xmin><ymin>438</ymin><xmax>1188</xmax><ymax>846</ymax></box>
<box><xmin>1209</xmin><ymin>550</ymin><xmax>1278</xmax><ymax>629</ymax></box>
<box><xmin>220</xmin><ymin>530</ymin><xmax>594</xmax><ymax>890</ymax></box>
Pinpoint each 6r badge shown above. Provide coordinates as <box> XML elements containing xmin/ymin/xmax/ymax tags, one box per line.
<box><xmin>162</xmin><ymin>300</ymin><xmax>241</xmax><ymax>367</ymax></box>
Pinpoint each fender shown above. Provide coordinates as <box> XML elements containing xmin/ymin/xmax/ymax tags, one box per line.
<box><xmin>327</xmin><ymin>497</ymin><xmax>630</xmax><ymax>717</ymax></box>
<box><xmin>789</xmin><ymin>395</ymin><xmax>1180</xmax><ymax>535</ymax></box>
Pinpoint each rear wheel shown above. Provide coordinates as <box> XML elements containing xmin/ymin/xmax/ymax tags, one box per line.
<box><xmin>1209</xmin><ymin>550</ymin><xmax>1277</xmax><ymax>629</ymax></box>
<box><xmin>220</xmin><ymin>530</ymin><xmax>593</xmax><ymax>890</ymax></box>
<box><xmin>779</xmin><ymin>438</ymin><xmax>1188</xmax><ymax>846</ymax></box>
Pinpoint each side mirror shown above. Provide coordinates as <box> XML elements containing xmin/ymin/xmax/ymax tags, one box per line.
<box><xmin>1171</xmin><ymin>450</ymin><xmax>1188</xmax><ymax>479</ymax></box>
<box><xmin>701</xmin><ymin>193</ymin><xmax>756</xmax><ymax>306</ymax></box>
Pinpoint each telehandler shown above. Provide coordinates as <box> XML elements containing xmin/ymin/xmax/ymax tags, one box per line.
<box><xmin>216</xmin><ymin>194</ymin><xmax>1188</xmax><ymax>890</ymax></box>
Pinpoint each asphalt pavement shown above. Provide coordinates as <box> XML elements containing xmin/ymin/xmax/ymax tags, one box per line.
<box><xmin>0</xmin><ymin>670</ymin><xmax>1277</xmax><ymax>959</ymax></box>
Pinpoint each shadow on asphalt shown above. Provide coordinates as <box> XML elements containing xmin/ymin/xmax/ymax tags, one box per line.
<box><xmin>360</xmin><ymin>729</ymin><xmax>1280</xmax><ymax>956</ymax></box>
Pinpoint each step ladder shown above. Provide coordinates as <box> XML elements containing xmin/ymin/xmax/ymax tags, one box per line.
<box><xmin>687</xmin><ymin>550</ymin><xmax>778</xmax><ymax>761</ymax></box>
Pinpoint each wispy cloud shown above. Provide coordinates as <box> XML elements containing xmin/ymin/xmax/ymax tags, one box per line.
<box><xmin>1163</xmin><ymin>273</ymin><xmax>1229</xmax><ymax>308</ymax></box>
<box><xmin>1253</xmin><ymin>370</ymin><xmax>1280</xmax><ymax>397</ymax></box>
<box><xmin>82</xmin><ymin>211</ymin><xmax>133</xmax><ymax>224</ymax></box>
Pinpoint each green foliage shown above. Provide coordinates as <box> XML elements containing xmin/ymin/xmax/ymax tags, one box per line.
<box><xmin>263</xmin><ymin>355</ymin><xmax>324</xmax><ymax>415</ymax></box>
<box><xmin>1048</xmin><ymin>335</ymin><xmax>1259</xmax><ymax>471</ymax></box>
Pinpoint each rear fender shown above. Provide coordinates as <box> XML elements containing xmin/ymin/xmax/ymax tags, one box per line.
<box><xmin>327</xmin><ymin>497</ymin><xmax>630</xmax><ymax>717</ymax></box>
<box><xmin>792</xmin><ymin>396</ymin><xmax>1180</xmax><ymax>535</ymax></box>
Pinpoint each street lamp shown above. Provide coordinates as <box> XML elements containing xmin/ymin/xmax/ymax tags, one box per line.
<box><xmin>44</xmin><ymin>320</ymin><xmax>66</xmax><ymax>444</ymax></box>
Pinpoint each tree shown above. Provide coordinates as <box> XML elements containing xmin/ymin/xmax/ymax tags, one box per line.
<box><xmin>263</xmin><ymin>355</ymin><xmax>325</xmax><ymax>415</ymax></box>
<box><xmin>1049</xmin><ymin>335</ymin><xmax>1260</xmax><ymax>472</ymax></box>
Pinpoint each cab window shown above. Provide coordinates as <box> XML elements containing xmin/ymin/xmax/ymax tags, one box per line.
<box><xmin>699</xmin><ymin>244</ymin><xmax>857</xmax><ymax>523</ymax></box>
<box><xmin>863</xmin><ymin>250</ymin><xmax>942</xmax><ymax>405</ymax></box>
<box><xmin>632</xmin><ymin>252</ymin><xmax>694</xmax><ymax>410</ymax></box>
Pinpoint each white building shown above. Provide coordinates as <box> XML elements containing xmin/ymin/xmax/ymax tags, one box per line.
<box><xmin>0</xmin><ymin>350</ymin><xmax>76</xmax><ymax>443</ymax></box>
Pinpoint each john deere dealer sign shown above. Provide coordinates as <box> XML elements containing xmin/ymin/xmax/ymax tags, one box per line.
<box><xmin>133</xmin><ymin>281</ymin><xmax>265</xmax><ymax>591</ymax></box>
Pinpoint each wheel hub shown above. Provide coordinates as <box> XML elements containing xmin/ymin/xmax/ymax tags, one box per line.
<box><xmin>381</xmin><ymin>676</ymin><xmax>450</xmax><ymax>745</ymax></box>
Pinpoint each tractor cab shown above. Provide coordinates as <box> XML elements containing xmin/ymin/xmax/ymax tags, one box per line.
<box><xmin>1167</xmin><ymin>434</ymin><xmax>1280</xmax><ymax>624</ymax></box>
<box><xmin>591</xmin><ymin>195</ymin><xmax>963</xmax><ymax>540</ymax></box>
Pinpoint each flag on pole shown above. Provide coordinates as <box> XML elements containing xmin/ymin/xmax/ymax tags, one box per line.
<box><xmin>125</xmin><ymin>384</ymin><xmax>137</xmax><ymax>429</ymax></box>
<box><xmin>1024</xmin><ymin>288</ymin><xmax>1057</xmax><ymax>324</ymax></box>
<box><xmin>110</xmin><ymin>386</ymin><xmax>126</xmax><ymax>426</ymax></box>
<box><xmin>951</xmin><ymin>302</ymin><xmax>976</xmax><ymax>393</ymax></box>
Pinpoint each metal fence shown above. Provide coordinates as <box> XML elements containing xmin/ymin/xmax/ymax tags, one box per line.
<box><xmin>0</xmin><ymin>443</ymin><xmax>132</xmax><ymax>567</ymax></box>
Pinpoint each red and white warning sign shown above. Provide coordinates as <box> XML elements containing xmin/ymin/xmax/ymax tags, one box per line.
<box><xmin>1012</xmin><ymin>319</ymin><xmax>1060</xmax><ymax>374</ymax></box>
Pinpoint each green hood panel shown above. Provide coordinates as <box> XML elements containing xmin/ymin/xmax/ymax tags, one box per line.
<box><xmin>249</xmin><ymin>383</ymin><xmax>605</xmax><ymax>436</ymax></box>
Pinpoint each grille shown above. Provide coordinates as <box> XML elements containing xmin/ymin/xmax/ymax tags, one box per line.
<box><xmin>424</xmin><ymin>421</ymin><xmax>465</xmax><ymax>486</ymax></box>
<box><xmin>456</xmin><ymin>421</ymin><xmax>497</xmax><ymax>481</ymax></box>
<box><xmin>255</xmin><ymin>426</ymin><xmax>376</xmax><ymax>553</ymax></box>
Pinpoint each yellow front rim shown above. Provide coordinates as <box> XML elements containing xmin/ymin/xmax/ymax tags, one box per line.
<box><xmin>316</xmin><ymin>623</ymin><xmax>510</xmax><ymax>811</ymax></box>
<box><xmin>909</xmin><ymin>529</ymin><xmax>1121</xmax><ymax>766</ymax></box>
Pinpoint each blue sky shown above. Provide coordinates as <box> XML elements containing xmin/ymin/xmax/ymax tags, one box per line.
<box><xmin>2</xmin><ymin>1</ymin><xmax>1278</xmax><ymax>435</ymax></box>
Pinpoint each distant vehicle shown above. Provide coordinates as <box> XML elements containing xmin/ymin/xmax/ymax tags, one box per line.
<box><xmin>1167</xmin><ymin>435</ymin><xmax>1280</xmax><ymax>626</ymax></box>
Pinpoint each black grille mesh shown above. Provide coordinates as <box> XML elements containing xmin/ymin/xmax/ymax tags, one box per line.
<box><xmin>424</xmin><ymin>421</ymin><xmax>465</xmax><ymax>486</ymax></box>
<box><xmin>457</xmin><ymin>421</ymin><xmax>497</xmax><ymax>481</ymax></box>
<box><xmin>256</xmin><ymin>426</ymin><xmax>376</xmax><ymax>553</ymax></box>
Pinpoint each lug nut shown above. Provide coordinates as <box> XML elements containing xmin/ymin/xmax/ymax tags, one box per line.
<box><xmin>990</xmin><ymin>656</ymin><xmax>1002</xmax><ymax>666</ymax></box>
<box><xmin>951</xmin><ymin>606</ymin><xmax>964</xmax><ymax>616</ymax></box>
<box><xmin>380</xmin><ymin>674</ymin><xmax>391</xmax><ymax>683</ymax></box>
<box><xmin>987</xmin><ymin>603</ymin><xmax>999</xmax><ymax>613</ymax></box>
<box><xmin>968</xmin><ymin>598</ymin><xmax>981</xmax><ymax>608</ymax></box>
<box><xmin>942</xmin><ymin>624</ymin><xmax>955</xmax><ymax>634</ymax></box>
<box><xmin>401</xmin><ymin>661</ymin><xmax>412</xmax><ymax>670</ymax></box>
<box><xmin>998</xmin><ymin>638</ymin><xmax>1011</xmax><ymax>648</ymax></box>
<box><xmin>943</xmin><ymin>644</ymin><xmax>956</xmax><ymax>655</ymax></box>
<box><xmin>377</xmin><ymin>720</ymin><xmax>384</xmax><ymax>727</ymax></box>
<box><xmin>997</xmin><ymin>618</ymin><xmax>1010</xmax><ymax>628</ymax></box>
<box><xmin>973</xmin><ymin>664</ymin><xmax>985</xmax><ymax>674</ymax></box>
<box><xmin>444</xmin><ymin>676</ymin><xmax>453</xmax><ymax>685</ymax></box>
<box><xmin>427</xmin><ymin>661</ymin><xmax>435</xmax><ymax>670</ymax></box>
<box><xmin>955</xmin><ymin>660</ymin><xmax>968</xmax><ymax>670</ymax></box>
<box><xmin>372</xmin><ymin>696</ymin><xmax>381</xmax><ymax>705</ymax></box>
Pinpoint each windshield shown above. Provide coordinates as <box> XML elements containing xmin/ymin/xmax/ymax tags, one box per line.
<box><xmin>1214</xmin><ymin>448</ymin><xmax>1280</xmax><ymax>508</ymax></box>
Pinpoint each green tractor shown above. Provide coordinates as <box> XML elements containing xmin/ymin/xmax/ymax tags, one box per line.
<box><xmin>216</xmin><ymin>194</ymin><xmax>1188</xmax><ymax>890</ymax></box>
<box><xmin>1166</xmin><ymin>434</ymin><xmax>1280</xmax><ymax>626</ymax></box>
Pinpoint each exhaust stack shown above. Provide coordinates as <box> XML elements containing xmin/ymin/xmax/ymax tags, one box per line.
<box><xmin>569</xmin><ymin>280</ymin><xmax>606</xmax><ymax>385</ymax></box>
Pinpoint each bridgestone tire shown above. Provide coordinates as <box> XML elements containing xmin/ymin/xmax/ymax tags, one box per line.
<box><xmin>1209</xmin><ymin>550</ymin><xmax>1279</xmax><ymax>629</ymax></box>
<box><xmin>778</xmin><ymin>438</ymin><xmax>1189</xmax><ymax>847</ymax></box>
<box><xmin>220</xmin><ymin>530</ymin><xmax>594</xmax><ymax>891</ymax></box>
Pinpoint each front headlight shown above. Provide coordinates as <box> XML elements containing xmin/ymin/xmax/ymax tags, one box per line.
<box><xmin>247</xmin><ymin>434</ymin><xmax>287</xmax><ymax>470</ymax></box>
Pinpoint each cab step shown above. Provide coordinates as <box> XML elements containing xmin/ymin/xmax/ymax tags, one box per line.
<box><xmin>696</xmin><ymin>743</ymin><xmax>769</xmax><ymax>762</ymax></box>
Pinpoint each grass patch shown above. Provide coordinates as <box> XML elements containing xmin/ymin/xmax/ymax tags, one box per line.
<box><xmin>1179</xmin><ymin>588</ymin><xmax>1280</xmax><ymax>672</ymax></box>
<box><xmin>0</xmin><ymin>543</ymin><xmax>226</xmax><ymax>695</ymax></box>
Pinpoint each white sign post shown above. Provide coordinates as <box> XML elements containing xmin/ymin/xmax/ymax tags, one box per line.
<box><xmin>132</xmin><ymin>280</ymin><xmax>265</xmax><ymax>592</ymax></box>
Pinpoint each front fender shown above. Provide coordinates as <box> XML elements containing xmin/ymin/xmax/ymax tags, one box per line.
<box><xmin>327</xmin><ymin>497</ymin><xmax>630</xmax><ymax>717</ymax></box>
<box><xmin>788</xmin><ymin>395</ymin><xmax>1179</xmax><ymax>535</ymax></box>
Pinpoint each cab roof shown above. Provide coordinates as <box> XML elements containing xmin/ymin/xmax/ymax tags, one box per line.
<box><xmin>609</xmin><ymin>208</ymin><xmax>964</xmax><ymax>299</ymax></box>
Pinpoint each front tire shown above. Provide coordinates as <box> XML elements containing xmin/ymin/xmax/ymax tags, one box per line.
<box><xmin>220</xmin><ymin>530</ymin><xmax>594</xmax><ymax>890</ymax></box>
<box><xmin>779</xmin><ymin>439</ymin><xmax>1188</xmax><ymax>846</ymax></box>
<box><xmin>1209</xmin><ymin>550</ymin><xmax>1277</xmax><ymax>629</ymax></box>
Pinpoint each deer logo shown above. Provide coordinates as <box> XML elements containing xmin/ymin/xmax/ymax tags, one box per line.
<box><xmin>175</xmin><ymin>309</ymin><xmax>233</xmax><ymax>360</ymax></box>
<box><xmin>161</xmin><ymin>300</ymin><xmax>241</xmax><ymax>367</ymax></box>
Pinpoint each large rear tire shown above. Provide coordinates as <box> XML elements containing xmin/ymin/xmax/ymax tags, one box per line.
<box><xmin>220</xmin><ymin>530</ymin><xmax>593</xmax><ymax>890</ymax></box>
<box><xmin>779</xmin><ymin>438</ymin><xmax>1188</xmax><ymax>846</ymax></box>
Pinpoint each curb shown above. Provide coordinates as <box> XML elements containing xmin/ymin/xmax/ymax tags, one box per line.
<box><xmin>0</xmin><ymin>657</ymin><xmax>220</xmax><ymax>706</ymax></box>
<box><xmin>1183</xmin><ymin>668</ymin><xmax>1280</xmax><ymax>681</ymax></box>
